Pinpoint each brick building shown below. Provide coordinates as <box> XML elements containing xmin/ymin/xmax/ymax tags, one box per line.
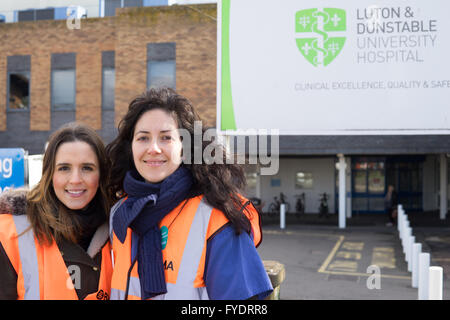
<box><xmin>0</xmin><ymin>4</ymin><xmax>217</xmax><ymax>154</ymax></box>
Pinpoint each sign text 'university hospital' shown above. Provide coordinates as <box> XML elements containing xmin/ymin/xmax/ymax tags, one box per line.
<box><xmin>356</xmin><ymin>6</ymin><xmax>438</xmax><ymax>63</ymax></box>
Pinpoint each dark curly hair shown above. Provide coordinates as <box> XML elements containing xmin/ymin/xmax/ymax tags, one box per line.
<box><xmin>106</xmin><ymin>88</ymin><xmax>251</xmax><ymax>235</ymax></box>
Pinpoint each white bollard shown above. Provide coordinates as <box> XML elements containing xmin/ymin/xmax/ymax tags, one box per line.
<box><xmin>428</xmin><ymin>266</ymin><xmax>443</xmax><ymax>300</ymax></box>
<box><xmin>411</xmin><ymin>243</ymin><xmax>421</xmax><ymax>288</ymax></box>
<box><xmin>418</xmin><ymin>253</ymin><xmax>430</xmax><ymax>300</ymax></box>
<box><xmin>398</xmin><ymin>206</ymin><xmax>404</xmax><ymax>226</ymax></box>
<box><xmin>403</xmin><ymin>227</ymin><xmax>411</xmax><ymax>255</ymax></box>
<box><xmin>403</xmin><ymin>219</ymin><xmax>409</xmax><ymax>240</ymax></box>
<box><xmin>280</xmin><ymin>204</ymin><xmax>286</xmax><ymax>230</ymax></box>
<box><xmin>399</xmin><ymin>214</ymin><xmax>405</xmax><ymax>239</ymax></box>
<box><xmin>398</xmin><ymin>215</ymin><xmax>406</xmax><ymax>240</ymax></box>
<box><xmin>407</xmin><ymin>236</ymin><xmax>415</xmax><ymax>271</ymax></box>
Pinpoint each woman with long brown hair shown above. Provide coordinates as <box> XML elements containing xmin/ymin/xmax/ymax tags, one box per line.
<box><xmin>0</xmin><ymin>122</ymin><xmax>113</xmax><ymax>300</ymax></box>
<box><xmin>107</xmin><ymin>88</ymin><xmax>272</xmax><ymax>300</ymax></box>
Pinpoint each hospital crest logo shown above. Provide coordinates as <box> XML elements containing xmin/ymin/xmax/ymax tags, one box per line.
<box><xmin>295</xmin><ymin>8</ymin><xmax>347</xmax><ymax>67</ymax></box>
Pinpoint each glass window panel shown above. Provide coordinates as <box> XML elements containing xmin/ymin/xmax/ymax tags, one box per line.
<box><xmin>245</xmin><ymin>172</ymin><xmax>258</xmax><ymax>189</ymax></box>
<box><xmin>124</xmin><ymin>0</ymin><xmax>143</xmax><ymax>7</ymax></box>
<box><xmin>35</xmin><ymin>8</ymin><xmax>54</xmax><ymax>20</ymax></box>
<box><xmin>399</xmin><ymin>170</ymin><xmax>411</xmax><ymax>192</ymax></box>
<box><xmin>102</xmin><ymin>68</ymin><xmax>115</xmax><ymax>109</ymax></box>
<box><xmin>52</xmin><ymin>69</ymin><xmax>75</xmax><ymax>109</ymax></box>
<box><xmin>368</xmin><ymin>197</ymin><xmax>385</xmax><ymax>211</ymax></box>
<box><xmin>295</xmin><ymin>172</ymin><xmax>313</xmax><ymax>189</ymax></box>
<box><xmin>352</xmin><ymin>197</ymin><xmax>368</xmax><ymax>211</ymax></box>
<box><xmin>354</xmin><ymin>171</ymin><xmax>367</xmax><ymax>193</ymax></box>
<box><xmin>8</xmin><ymin>72</ymin><xmax>30</xmax><ymax>110</ymax></box>
<box><xmin>105</xmin><ymin>0</ymin><xmax>121</xmax><ymax>16</ymax></box>
<box><xmin>354</xmin><ymin>162</ymin><xmax>367</xmax><ymax>170</ymax></box>
<box><xmin>147</xmin><ymin>60</ymin><xmax>175</xmax><ymax>89</ymax></box>
<box><xmin>368</xmin><ymin>170</ymin><xmax>385</xmax><ymax>194</ymax></box>
<box><xmin>18</xmin><ymin>10</ymin><xmax>34</xmax><ymax>21</ymax></box>
<box><xmin>144</xmin><ymin>0</ymin><xmax>168</xmax><ymax>6</ymax></box>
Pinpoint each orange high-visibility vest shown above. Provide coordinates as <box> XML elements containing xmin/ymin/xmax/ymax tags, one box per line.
<box><xmin>110</xmin><ymin>195</ymin><xmax>261</xmax><ymax>300</ymax></box>
<box><xmin>0</xmin><ymin>214</ymin><xmax>113</xmax><ymax>300</ymax></box>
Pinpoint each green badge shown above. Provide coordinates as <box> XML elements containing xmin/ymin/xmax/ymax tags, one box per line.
<box><xmin>161</xmin><ymin>226</ymin><xmax>168</xmax><ymax>250</ymax></box>
<box><xmin>295</xmin><ymin>8</ymin><xmax>347</xmax><ymax>67</ymax></box>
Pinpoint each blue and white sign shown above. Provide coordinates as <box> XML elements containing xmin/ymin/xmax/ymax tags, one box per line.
<box><xmin>0</xmin><ymin>148</ymin><xmax>25</xmax><ymax>193</ymax></box>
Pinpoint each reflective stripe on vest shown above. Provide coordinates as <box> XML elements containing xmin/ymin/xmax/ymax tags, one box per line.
<box><xmin>0</xmin><ymin>214</ymin><xmax>112</xmax><ymax>300</ymax></box>
<box><xmin>111</xmin><ymin>197</ymin><xmax>213</xmax><ymax>300</ymax></box>
<box><xmin>12</xmin><ymin>215</ymin><xmax>40</xmax><ymax>300</ymax></box>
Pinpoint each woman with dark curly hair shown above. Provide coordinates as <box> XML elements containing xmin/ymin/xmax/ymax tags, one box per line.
<box><xmin>107</xmin><ymin>88</ymin><xmax>272</xmax><ymax>300</ymax></box>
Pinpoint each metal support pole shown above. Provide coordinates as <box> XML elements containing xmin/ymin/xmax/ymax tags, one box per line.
<box><xmin>280</xmin><ymin>204</ymin><xmax>285</xmax><ymax>230</ymax></box>
<box><xmin>440</xmin><ymin>154</ymin><xmax>448</xmax><ymax>220</ymax></box>
<box><xmin>337</xmin><ymin>154</ymin><xmax>346</xmax><ymax>229</ymax></box>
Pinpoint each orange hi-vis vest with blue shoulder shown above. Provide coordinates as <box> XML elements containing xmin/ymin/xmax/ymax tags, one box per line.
<box><xmin>110</xmin><ymin>195</ymin><xmax>262</xmax><ymax>300</ymax></box>
<box><xmin>0</xmin><ymin>214</ymin><xmax>113</xmax><ymax>300</ymax></box>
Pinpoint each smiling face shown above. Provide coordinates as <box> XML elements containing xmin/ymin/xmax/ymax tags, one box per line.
<box><xmin>52</xmin><ymin>141</ymin><xmax>100</xmax><ymax>210</ymax></box>
<box><xmin>132</xmin><ymin>109</ymin><xmax>183</xmax><ymax>183</ymax></box>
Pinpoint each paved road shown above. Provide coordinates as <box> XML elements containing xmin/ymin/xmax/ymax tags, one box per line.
<box><xmin>257</xmin><ymin>224</ymin><xmax>450</xmax><ymax>300</ymax></box>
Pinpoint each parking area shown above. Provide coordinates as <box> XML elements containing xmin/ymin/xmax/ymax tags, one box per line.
<box><xmin>257</xmin><ymin>222</ymin><xmax>450</xmax><ymax>300</ymax></box>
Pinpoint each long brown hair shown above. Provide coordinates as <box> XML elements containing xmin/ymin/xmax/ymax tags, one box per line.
<box><xmin>106</xmin><ymin>88</ymin><xmax>252</xmax><ymax>235</ymax></box>
<box><xmin>26</xmin><ymin>122</ymin><xmax>112</xmax><ymax>245</ymax></box>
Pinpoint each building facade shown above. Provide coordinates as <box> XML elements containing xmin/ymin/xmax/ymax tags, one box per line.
<box><xmin>0</xmin><ymin>4</ymin><xmax>217</xmax><ymax>153</ymax></box>
<box><xmin>0</xmin><ymin>3</ymin><xmax>448</xmax><ymax>216</ymax></box>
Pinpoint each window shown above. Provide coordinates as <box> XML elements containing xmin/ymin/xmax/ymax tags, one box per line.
<box><xmin>245</xmin><ymin>172</ymin><xmax>258</xmax><ymax>189</ymax></box>
<box><xmin>36</xmin><ymin>8</ymin><xmax>54</xmax><ymax>20</ymax></box>
<box><xmin>8</xmin><ymin>72</ymin><xmax>30</xmax><ymax>110</ymax></box>
<box><xmin>52</xmin><ymin>70</ymin><xmax>76</xmax><ymax>109</ymax></box>
<box><xmin>102</xmin><ymin>68</ymin><xmax>115</xmax><ymax>109</ymax></box>
<box><xmin>51</xmin><ymin>53</ymin><xmax>76</xmax><ymax>110</ymax></box>
<box><xmin>295</xmin><ymin>172</ymin><xmax>313</xmax><ymax>189</ymax></box>
<box><xmin>104</xmin><ymin>0</ymin><xmax>121</xmax><ymax>17</ymax></box>
<box><xmin>105</xmin><ymin>0</ymin><xmax>157</xmax><ymax>16</ymax></box>
<box><xmin>144</xmin><ymin>0</ymin><xmax>168</xmax><ymax>6</ymax></box>
<box><xmin>147</xmin><ymin>43</ymin><xmax>176</xmax><ymax>89</ymax></box>
<box><xmin>17</xmin><ymin>10</ymin><xmax>34</xmax><ymax>21</ymax></box>
<box><xmin>17</xmin><ymin>8</ymin><xmax>55</xmax><ymax>21</ymax></box>
<box><xmin>102</xmin><ymin>51</ymin><xmax>115</xmax><ymax>110</ymax></box>
<box><xmin>124</xmin><ymin>0</ymin><xmax>143</xmax><ymax>7</ymax></box>
<box><xmin>7</xmin><ymin>55</ymin><xmax>31</xmax><ymax>111</ymax></box>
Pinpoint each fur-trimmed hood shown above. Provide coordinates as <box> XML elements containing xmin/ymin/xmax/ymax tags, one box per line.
<box><xmin>0</xmin><ymin>188</ymin><xmax>28</xmax><ymax>216</ymax></box>
<box><xmin>0</xmin><ymin>188</ymin><xmax>109</xmax><ymax>258</ymax></box>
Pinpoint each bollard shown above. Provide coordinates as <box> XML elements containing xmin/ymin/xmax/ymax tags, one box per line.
<box><xmin>411</xmin><ymin>243</ymin><xmax>421</xmax><ymax>288</ymax></box>
<box><xmin>428</xmin><ymin>266</ymin><xmax>443</xmax><ymax>300</ymax></box>
<box><xmin>403</xmin><ymin>219</ymin><xmax>410</xmax><ymax>240</ymax></box>
<box><xmin>263</xmin><ymin>260</ymin><xmax>286</xmax><ymax>300</ymax></box>
<box><xmin>402</xmin><ymin>227</ymin><xmax>411</xmax><ymax>255</ymax></box>
<box><xmin>407</xmin><ymin>235</ymin><xmax>415</xmax><ymax>271</ymax></box>
<box><xmin>398</xmin><ymin>206</ymin><xmax>404</xmax><ymax>233</ymax></box>
<box><xmin>280</xmin><ymin>204</ymin><xmax>286</xmax><ymax>230</ymax></box>
<box><xmin>399</xmin><ymin>214</ymin><xmax>405</xmax><ymax>239</ymax></box>
<box><xmin>418</xmin><ymin>253</ymin><xmax>430</xmax><ymax>300</ymax></box>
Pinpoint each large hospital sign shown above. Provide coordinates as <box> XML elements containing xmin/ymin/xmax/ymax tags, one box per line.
<box><xmin>218</xmin><ymin>0</ymin><xmax>450</xmax><ymax>135</ymax></box>
<box><xmin>0</xmin><ymin>148</ymin><xmax>25</xmax><ymax>193</ymax></box>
